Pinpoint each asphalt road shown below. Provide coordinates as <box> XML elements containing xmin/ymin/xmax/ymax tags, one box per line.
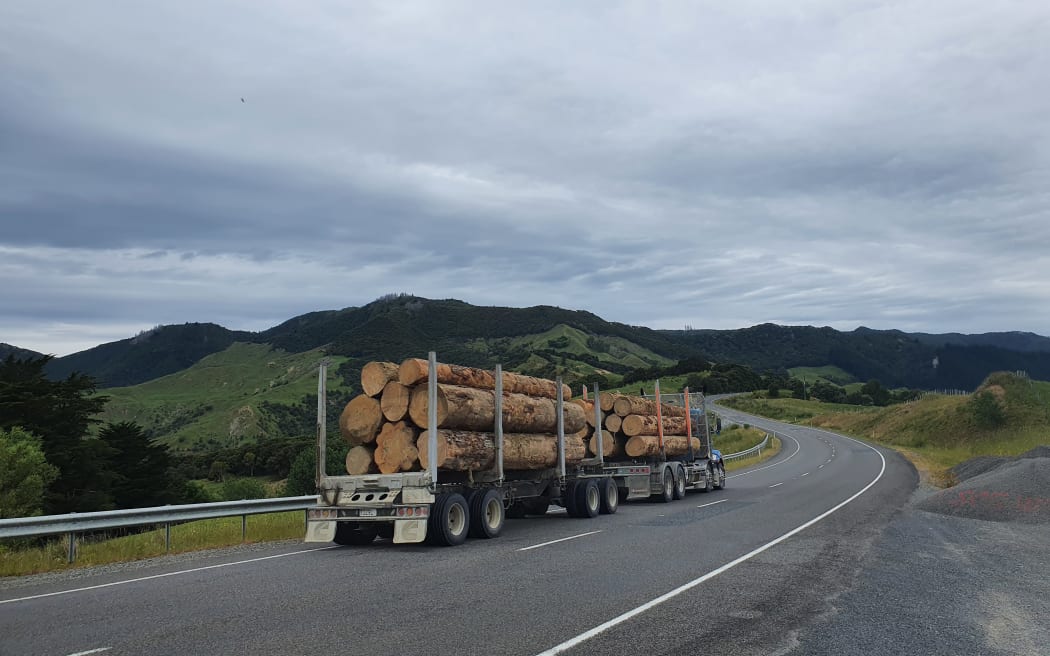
<box><xmin>1</xmin><ymin>407</ymin><xmax>916</xmax><ymax>656</ymax></box>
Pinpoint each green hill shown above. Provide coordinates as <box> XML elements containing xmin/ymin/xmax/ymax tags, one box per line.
<box><xmin>97</xmin><ymin>343</ymin><xmax>351</xmax><ymax>451</ymax></box>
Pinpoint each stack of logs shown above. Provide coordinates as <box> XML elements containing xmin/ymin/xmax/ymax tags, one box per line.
<box><xmin>339</xmin><ymin>359</ymin><xmax>700</xmax><ymax>475</ymax></box>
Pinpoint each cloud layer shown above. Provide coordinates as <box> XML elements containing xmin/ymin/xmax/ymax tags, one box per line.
<box><xmin>2</xmin><ymin>1</ymin><xmax>1048</xmax><ymax>355</ymax></box>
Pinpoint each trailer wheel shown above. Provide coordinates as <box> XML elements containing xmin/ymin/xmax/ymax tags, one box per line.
<box><xmin>334</xmin><ymin>521</ymin><xmax>379</xmax><ymax>546</ymax></box>
<box><xmin>469</xmin><ymin>489</ymin><xmax>505</xmax><ymax>539</ymax></box>
<box><xmin>426</xmin><ymin>493</ymin><xmax>469</xmax><ymax>546</ymax></box>
<box><xmin>672</xmin><ymin>464</ymin><xmax>687</xmax><ymax>500</ymax></box>
<box><xmin>599</xmin><ymin>478</ymin><xmax>619</xmax><ymax>515</ymax></box>
<box><xmin>575</xmin><ymin>479</ymin><xmax>600</xmax><ymax>518</ymax></box>
<box><xmin>617</xmin><ymin>487</ymin><xmax>630</xmax><ymax>504</ymax></box>
<box><xmin>714</xmin><ymin>465</ymin><xmax>726</xmax><ymax>490</ymax></box>
<box><xmin>564</xmin><ymin>482</ymin><xmax>581</xmax><ymax>517</ymax></box>
<box><xmin>653</xmin><ymin>467</ymin><xmax>674</xmax><ymax>503</ymax></box>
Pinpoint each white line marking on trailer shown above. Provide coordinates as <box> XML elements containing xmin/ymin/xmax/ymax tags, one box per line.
<box><xmin>728</xmin><ymin>432</ymin><xmax>801</xmax><ymax>479</ymax></box>
<box><xmin>533</xmin><ymin>433</ymin><xmax>887</xmax><ymax>656</ymax></box>
<box><xmin>0</xmin><ymin>546</ymin><xmax>339</xmax><ymax>606</ymax></box>
<box><xmin>65</xmin><ymin>649</ymin><xmax>110</xmax><ymax>656</ymax></box>
<box><xmin>696</xmin><ymin>500</ymin><xmax>727</xmax><ymax>509</ymax></box>
<box><xmin>518</xmin><ymin>531</ymin><xmax>602</xmax><ymax>552</ymax></box>
<box><xmin>769</xmin><ymin>482</ymin><xmax>784</xmax><ymax>488</ymax></box>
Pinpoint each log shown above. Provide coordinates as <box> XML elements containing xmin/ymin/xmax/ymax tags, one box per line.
<box><xmin>345</xmin><ymin>445</ymin><xmax>378</xmax><ymax>475</ymax></box>
<box><xmin>374</xmin><ymin>421</ymin><xmax>420</xmax><ymax>474</ymax></box>
<box><xmin>408</xmin><ymin>384</ymin><xmax>586</xmax><ymax>433</ymax></box>
<box><xmin>604</xmin><ymin>413</ymin><xmax>622</xmax><ymax>433</ymax></box>
<box><xmin>417</xmin><ymin>430</ymin><xmax>587</xmax><ymax>471</ymax></box>
<box><xmin>339</xmin><ymin>394</ymin><xmax>384</xmax><ymax>445</ymax></box>
<box><xmin>570</xmin><ymin>399</ymin><xmax>596</xmax><ymax>427</ymax></box>
<box><xmin>399</xmin><ymin>358</ymin><xmax>572</xmax><ymax>400</ymax></box>
<box><xmin>624</xmin><ymin>435</ymin><xmax>702</xmax><ymax>458</ymax></box>
<box><xmin>380</xmin><ymin>381</ymin><xmax>411</xmax><ymax>421</ymax></box>
<box><xmin>621</xmin><ymin>414</ymin><xmax>688</xmax><ymax>438</ymax></box>
<box><xmin>613</xmin><ymin>396</ymin><xmax>688</xmax><ymax>418</ymax></box>
<box><xmin>599</xmin><ymin>392</ymin><xmax>621</xmax><ymax>412</ymax></box>
<box><xmin>361</xmin><ymin>361</ymin><xmax>400</xmax><ymax>397</ymax></box>
<box><xmin>588</xmin><ymin>430</ymin><xmax>625</xmax><ymax>458</ymax></box>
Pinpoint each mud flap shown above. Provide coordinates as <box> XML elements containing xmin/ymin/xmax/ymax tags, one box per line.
<box><xmin>393</xmin><ymin>519</ymin><xmax>427</xmax><ymax>544</ymax></box>
<box><xmin>304</xmin><ymin>520</ymin><xmax>336</xmax><ymax>543</ymax></box>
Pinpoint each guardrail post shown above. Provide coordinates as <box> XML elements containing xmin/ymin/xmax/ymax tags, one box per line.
<box><xmin>67</xmin><ymin>532</ymin><xmax>76</xmax><ymax>563</ymax></box>
<box><xmin>242</xmin><ymin>514</ymin><xmax>247</xmax><ymax>542</ymax></box>
<box><xmin>165</xmin><ymin>523</ymin><xmax>171</xmax><ymax>552</ymax></box>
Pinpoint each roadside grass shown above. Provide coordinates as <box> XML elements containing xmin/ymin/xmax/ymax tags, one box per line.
<box><xmin>724</xmin><ymin>436</ymin><xmax>782</xmax><ymax>472</ymax></box>
<box><xmin>714</xmin><ymin>425</ymin><xmax>770</xmax><ymax>455</ymax></box>
<box><xmin>718</xmin><ymin>373</ymin><xmax>1050</xmax><ymax>486</ymax></box>
<box><xmin>788</xmin><ymin>365</ymin><xmax>856</xmax><ymax>386</ymax></box>
<box><xmin>0</xmin><ymin>511</ymin><xmax>306</xmax><ymax>578</ymax></box>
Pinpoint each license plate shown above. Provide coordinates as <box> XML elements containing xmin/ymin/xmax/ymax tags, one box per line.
<box><xmin>359</xmin><ymin>509</ymin><xmax>377</xmax><ymax>517</ymax></box>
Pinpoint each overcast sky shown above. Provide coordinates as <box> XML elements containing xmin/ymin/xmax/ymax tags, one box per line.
<box><xmin>2</xmin><ymin>1</ymin><xmax>1048</xmax><ymax>356</ymax></box>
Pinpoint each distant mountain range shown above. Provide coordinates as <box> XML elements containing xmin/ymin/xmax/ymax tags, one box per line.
<box><xmin>7</xmin><ymin>295</ymin><xmax>1050</xmax><ymax>391</ymax></box>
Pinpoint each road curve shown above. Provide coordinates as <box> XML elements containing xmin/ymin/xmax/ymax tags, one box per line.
<box><xmin>0</xmin><ymin>406</ymin><xmax>916</xmax><ymax>656</ymax></box>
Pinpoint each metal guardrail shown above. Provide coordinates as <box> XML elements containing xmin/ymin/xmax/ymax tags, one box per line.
<box><xmin>0</xmin><ymin>495</ymin><xmax>318</xmax><ymax>563</ymax></box>
<box><xmin>721</xmin><ymin>434</ymin><xmax>772</xmax><ymax>462</ymax></box>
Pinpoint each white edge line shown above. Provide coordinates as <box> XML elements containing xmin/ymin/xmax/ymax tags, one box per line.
<box><xmin>0</xmin><ymin>546</ymin><xmax>339</xmax><ymax>606</ymax></box>
<box><xmin>533</xmin><ymin>433</ymin><xmax>887</xmax><ymax>656</ymax></box>
<box><xmin>518</xmin><ymin>531</ymin><xmax>602</xmax><ymax>552</ymax></box>
<box><xmin>696</xmin><ymin>499</ymin><xmax>728</xmax><ymax>509</ymax></box>
<box><xmin>769</xmin><ymin>482</ymin><xmax>784</xmax><ymax>488</ymax></box>
<box><xmin>727</xmin><ymin>432</ymin><xmax>801</xmax><ymax>478</ymax></box>
<box><xmin>65</xmin><ymin>649</ymin><xmax>110</xmax><ymax>656</ymax></box>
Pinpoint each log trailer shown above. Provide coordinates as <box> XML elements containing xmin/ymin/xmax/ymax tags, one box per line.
<box><xmin>305</xmin><ymin>353</ymin><xmax>726</xmax><ymax>547</ymax></box>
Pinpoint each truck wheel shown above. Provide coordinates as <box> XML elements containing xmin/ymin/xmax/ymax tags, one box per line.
<box><xmin>714</xmin><ymin>465</ymin><xmax>726</xmax><ymax>490</ymax></box>
<box><xmin>672</xmin><ymin>464</ymin><xmax>687</xmax><ymax>500</ymax></box>
<box><xmin>699</xmin><ymin>464</ymin><xmax>712</xmax><ymax>493</ymax></box>
<box><xmin>575</xmin><ymin>479</ymin><xmax>600</xmax><ymax>518</ymax></box>
<box><xmin>599</xmin><ymin>478</ymin><xmax>619</xmax><ymax>515</ymax></box>
<box><xmin>564</xmin><ymin>482</ymin><xmax>581</xmax><ymax>518</ymax></box>
<box><xmin>426</xmin><ymin>493</ymin><xmax>470</xmax><ymax>546</ymax></box>
<box><xmin>334</xmin><ymin>521</ymin><xmax>378</xmax><ymax>546</ymax></box>
<box><xmin>653</xmin><ymin>468</ymin><xmax>674</xmax><ymax>503</ymax></box>
<box><xmin>469</xmin><ymin>489</ymin><xmax>505</xmax><ymax>539</ymax></box>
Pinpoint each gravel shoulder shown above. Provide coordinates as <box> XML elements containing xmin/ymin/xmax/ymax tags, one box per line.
<box><xmin>784</xmin><ymin>466</ymin><xmax>1050</xmax><ymax>656</ymax></box>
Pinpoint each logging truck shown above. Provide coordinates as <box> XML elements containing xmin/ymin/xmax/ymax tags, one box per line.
<box><xmin>305</xmin><ymin>354</ymin><xmax>726</xmax><ymax>547</ymax></box>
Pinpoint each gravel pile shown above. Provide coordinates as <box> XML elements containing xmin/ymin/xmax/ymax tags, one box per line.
<box><xmin>919</xmin><ymin>451</ymin><xmax>1050</xmax><ymax>524</ymax></box>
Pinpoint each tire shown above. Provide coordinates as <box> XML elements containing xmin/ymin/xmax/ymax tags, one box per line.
<box><xmin>599</xmin><ymin>478</ymin><xmax>619</xmax><ymax>515</ymax></box>
<box><xmin>575</xmin><ymin>479</ymin><xmax>600</xmax><ymax>518</ymax></box>
<box><xmin>469</xmin><ymin>489</ymin><xmax>505</xmax><ymax>539</ymax></box>
<box><xmin>714</xmin><ymin>465</ymin><xmax>726</xmax><ymax>490</ymax></box>
<box><xmin>672</xmin><ymin>464</ymin><xmax>687</xmax><ymax>500</ymax></box>
<box><xmin>617</xmin><ymin>487</ymin><xmax>630</xmax><ymax>504</ymax></box>
<box><xmin>653</xmin><ymin>468</ymin><xmax>674</xmax><ymax>503</ymax></box>
<box><xmin>564</xmin><ymin>481</ymin><xmax>581</xmax><ymax>518</ymax></box>
<box><xmin>333</xmin><ymin>521</ymin><xmax>378</xmax><ymax>546</ymax></box>
<box><xmin>426</xmin><ymin>493</ymin><xmax>470</xmax><ymax>546</ymax></box>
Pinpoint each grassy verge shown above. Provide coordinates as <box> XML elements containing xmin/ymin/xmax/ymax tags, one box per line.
<box><xmin>724</xmin><ymin>435</ymin><xmax>781</xmax><ymax>472</ymax></box>
<box><xmin>0</xmin><ymin>511</ymin><xmax>306</xmax><ymax>578</ymax></box>
<box><xmin>718</xmin><ymin>373</ymin><xmax>1050</xmax><ymax>487</ymax></box>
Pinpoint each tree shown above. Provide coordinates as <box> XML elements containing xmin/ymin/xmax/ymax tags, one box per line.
<box><xmin>282</xmin><ymin>444</ymin><xmax>348</xmax><ymax>496</ymax></box>
<box><xmin>0</xmin><ymin>427</ymin><xmax>59</xmax><ymax>518</ymax></box>
<box><xmin>0</xmin><ymin>355</ymin><xmax>112</xmax><ymax>513</ymax></box>
<box><xmin>860</xmin><ymin>379</ymin><xmax>891</xmax><ymax>406</ymax></box>
<box><xmin>99</xmin><ymin>421</ymin><xmax>180</xmax><ymax>509</ymax></box>
<box><xmin>970</xmin><ymin>391</ymin><xmax>1006</xmax><ymax>429</ymax></box>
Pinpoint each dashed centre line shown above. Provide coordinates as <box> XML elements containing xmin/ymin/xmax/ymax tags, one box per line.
<box><xmin>518</xmin><ymin>531</ymin><xmax>602</xmax><ymax>552</ymax></box>
<box><xmin>769</xmin><ymin>482</ymin><xmax>784</xmax><ymax>488</ymax></box>
<box><xmin>696</xmin><ymin>499</ymin><xmax>728</xmax><ymax>509</ymax></box>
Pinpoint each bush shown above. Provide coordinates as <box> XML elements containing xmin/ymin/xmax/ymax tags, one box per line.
<box><xmin>220</xmin><ymin>477</ymin><xmax>268</xmax><ymax>501</ymax></box>
<box><xmin>970</xmin><ymin>392</ymin><xmax>1006</xmax><ymax>429</ymax></box>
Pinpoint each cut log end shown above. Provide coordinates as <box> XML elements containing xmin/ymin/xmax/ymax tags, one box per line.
<box><xmin>361</xmin><ymin>361</ymin><xmax>400</xmax><ymax>397</ymax></box>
